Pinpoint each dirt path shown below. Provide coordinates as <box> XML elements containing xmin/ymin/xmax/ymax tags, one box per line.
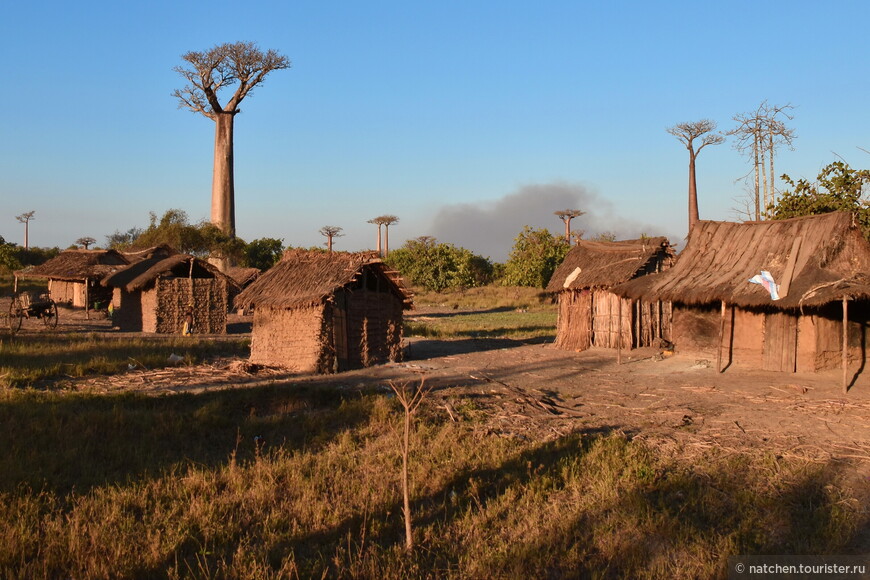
<box><xmin>61</xmin><ymin>336</ymin><xmax>870</xmax><ymax>471</ymax></box>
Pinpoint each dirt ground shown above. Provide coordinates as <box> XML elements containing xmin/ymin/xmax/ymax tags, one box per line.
<box><xmin>12</xmin><ymin>302</ymin><xmax>870</xmax><ymax>502</ymax></box>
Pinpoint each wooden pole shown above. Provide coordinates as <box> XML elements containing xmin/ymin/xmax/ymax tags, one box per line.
<box><xmin>717</xmin><ymin>301</ymin><xmax>727</xmax><ymax>373</ymax></box>
<box><xmin>85</xmin><ymin>277</ymin><xmax>90</xmax><ymax>320</ymax></box>
<box><xmin>617</xmin><ymin>298</ymin><xmax>622</xmax><ymax>364</ymax></box>
<box><xmin>842</xmin><ymin>296</ymin><xmax>849</xmax><ymax>394</ymax></box>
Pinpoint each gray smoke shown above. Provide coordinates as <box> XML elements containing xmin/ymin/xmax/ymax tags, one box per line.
<box><xmin>428</xmin><ymin>182</ymin><xmax>670</xmax><ymax>262</ymax></box>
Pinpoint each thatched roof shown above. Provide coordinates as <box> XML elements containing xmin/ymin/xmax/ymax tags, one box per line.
<box><xmin>615</xmin><ymin>212</ymin><xmax>870</xmax><ymax>309</ymax></box>
<box><xmin>546</xmin><ymin>237</ymin><xmax>673</xmax><ymax>293</ymax></box>
<box><xmin>102</xmin><ymin>254</ymin><xmax>226</xmax><ymax>292</ymax></box>
<box><xmin>19</xmin><ymin>249</ymin><xmax>129</xmax><ymax>281</ymax></box>
<box><xmin>122</xmin><ymin>244</ymin><xmax>176</xmax><ymax>263</ymax></box>
<box><xmin>226</xmin><ymin>266</ymin><xmax>261</xmax><ymax>287</ymax></box>
<box><xmin>235</xmin><ymin>249</ymin><xmax>413</xmax><ymax>310</ymax></box>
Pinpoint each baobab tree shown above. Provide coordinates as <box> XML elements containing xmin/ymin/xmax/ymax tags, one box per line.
<box><xmin>367</xmin><ymin>217</ymin><xmax>384</xmax><ymax>254</ymax></box>
<box><xmin>667</xmin><ymin>120</ymin><xmax>725</xmax><ymax>231</ymax></box>
<box><xmin>319</xmin><ymin>226</ymin><xmax>344</xmax><ymax>253</ymax></box>
<box><xmin>15</xmin><ymin>211</ymin><xmax>35</xmax><ymax>251</ymax></box>
<box><xmin>728</xmin><ymin>101</ymin><xmax>796</xmax><ymax>220</ymax></box>
<box><xmin>75</xmin><ymin>237</ymin><xmax>96</xmax><ymax>249</ymax></box>
<box><xmin>379</xmin><ymin>215</ymin><xmax>399</xmax><ymax>257</ymax></box>
<box><xmin>369</xmin><ymin>215</ymin><xmax>399</xmax><ymax>256</ymax></box>
<box><xmin>173</xmin><ymin>42</ymin><xmax>290</xmax><ymax>238</ymax></box>
<box><xmin>554</xmin><ymin>209</ymin><xmax>585</xmax><ymax>244</ymax></box>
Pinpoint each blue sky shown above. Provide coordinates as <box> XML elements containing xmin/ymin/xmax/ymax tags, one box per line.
<box><xmin>2</xmin><ymin>1</ymin><xmax>868</xmax><ymax>261</ymax></box>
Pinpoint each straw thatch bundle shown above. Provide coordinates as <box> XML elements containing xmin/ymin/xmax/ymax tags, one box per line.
<box><xmin>615</xmin><ymin>212</ymin><xmax>870</xmax><ymax>309</ymax></box>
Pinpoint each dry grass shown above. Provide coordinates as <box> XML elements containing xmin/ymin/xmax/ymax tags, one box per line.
<box><xmin>0</xmin><ymin>383</ymin><xmax>863</xmax><ymax>579</ymax></box>
<box><xmin>0</xmin><ymin>334</ymin><xmax>250</xmax><ymax>388</ymax></box>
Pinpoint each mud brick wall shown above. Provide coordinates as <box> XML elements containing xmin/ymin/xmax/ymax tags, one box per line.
<box><xmin>112</xmin><ymin>288</ymin><xmax>145</xmax><ymax>331</ymax></box>
<box><xmin>49</xmin><ymin>281</ymin><xmax>79</xmax><ymax>306</ymax></box>
<box><xmin>154</xmin><ymin>278</ymin><xmax>227</xmax><ymax>334</ymax></box>
<box><xmin>250</xmin><ymin>304</ymin><xmax>330</xmax><ymax>372</ymax></box>
<box><xmin>345</xmin><ymin>290</ymin><xmax>404</xmax><ymax>367</ymax></box>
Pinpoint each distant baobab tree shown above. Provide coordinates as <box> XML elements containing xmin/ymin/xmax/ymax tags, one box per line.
<box><xmin>319</xmin><ymin>226</ymin><xmax>344</xmax><ymax>253</ymax></box>
<box><xmin>369</xmin><ymin>215</ymin><xmax>399</xmax><ymax>256</ymax></box>
<box><xmin>367</xmin><ymin>217</ymin><xmax>384</xmax><ymax>254</ymax></box>
<box><xmin>173</xmin><ymin>42</ymin><xmax>290</xmax><ymax>238</ymax></box>
<box><xmin>554</xmin><ymin>209</ymin><xmax>585</xmax><ymax>244</ymax></box>
<box><xmin>15</xmin><ymin>211</ymin><xmax>35</xmax><ymax>251</ymax></box>
<box><xmin>380</xmin><ymin>215</ymin><xmax>399</xmax><ymax>257</ymax></box>
<box><xmin>76</xmin><ymin>237</ymin><xmax>96</xmax><ymax>249</ymax></box>
<box><xmin>667</xmin><ymin>119</ymin><xmax>725</xmax><ymax>231</ymax></box>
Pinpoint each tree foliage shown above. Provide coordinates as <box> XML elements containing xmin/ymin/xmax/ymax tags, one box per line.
<box><xmin>0</xmin><ymin>236</ymin><xmax>22</xmax><ymax>273</ymax></box>
<box><xmin>769</xmin><ymin>161</ymin><xmax>870</xmax><ymax>238</ymax></box>
<box><xmin>75</xmin><ymin>237</ymin><xmax>97</xmax><ymax>249</ymax></box>
<box><xmin>242</xmin><ymin>238</ymin><xmax>285</xmax><ymax>270</ymax></box>
<box><xmin>386</xmin><ymin>237</ymin><xmax>494</xmax><ymax>292</ymax></box>
<box><xmin>129</xmin><ymin>209</ymin><xmax>245</xmax><ymax>261</ymax></box>
<box><xmin>501</xmin><ymin>227</ymin><xmax>570</xmax><ymax>288</ymax></box>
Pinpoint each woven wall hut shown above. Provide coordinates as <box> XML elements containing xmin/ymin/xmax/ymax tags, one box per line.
<box><xmin>234</xmin><ymin>250</ymin><xmax>413</xmax><ymax>373</ymax></box>
<box><xmin>17</xmin><ymin>249</ymin><xmax>129</xmax><ymax>309</ymax></box>
<box><xmin>547</xmin><ymin>237</ymin><xmax>674</xmax><ymax>351</ymax></box>
<box><xmin>102</xmin><ymin>254</ymin><xmax>228</xmax><ymax>333</ymax></box>
<box><xmin>615</xmin><ymin>212</ymin><xmax>870</xmax><ymax>383</ymax></box>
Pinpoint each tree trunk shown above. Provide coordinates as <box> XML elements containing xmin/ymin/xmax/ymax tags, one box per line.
<box><xmin>753</xmin><ymin>127</ymin><xmax>760</xmax><ymax>221</ymax></box>
<box><xmin>760</xmin><ymin>147</ymin><xmax>769</xmax><ymax>219</ymax></box>
<box><xmin>384</xmin><ymin>225</ymin><xmax>390</xmax><ymax>257</ymax></box>
<box><xmin>688</xmin><ymin>149</ymin><xmax>699</xmax><ymax>231</ymax></box>
<box><xmin>211</xmin><ymin>113</ymin><xmax>236</xmax><ymax>237</ymax></box>
<box><xmin>768</xmin><ymin>132</ymin><xmax>776</xmax><ymax>212</ymax></box>
<box><xmin>377</xmin><ymin>225</ymin><xmax>382</xmax><ymax>256</ymax></box>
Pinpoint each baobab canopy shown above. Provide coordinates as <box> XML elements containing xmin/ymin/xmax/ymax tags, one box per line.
<box><xmin>173</xmin><ymin>42</ymin><xmax>291</xmax><ymax>239</ymax></box>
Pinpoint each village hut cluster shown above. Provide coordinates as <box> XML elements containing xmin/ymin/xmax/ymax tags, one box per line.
<box><xmin>548</xmin><ymin>212</ymin><xmax>870</xmax><ymax>389</ymax></box>
<box><xmin>16</xmin><ymin>245</ymin><xmax>232</xmax><ymax>334</ymax></box>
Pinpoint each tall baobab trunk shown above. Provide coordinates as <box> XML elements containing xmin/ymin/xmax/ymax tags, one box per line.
<box><xmin>377</xmin><ymin>225</ymin><xmax>382</xmax><ymax>255</ymax></box>
<box><xmin>753</xmin><ymin>129</ymin><xmax>761</xmax><ymax>221</ymax></box>
<box><xmin>211</xmin><ymin>113</ymin><xmax>236</xmax><ymax>236</ymax></box>
<box><xmin>768</xmin><ymin>131</ymin><xmax>776</xmax><ymax>213</ymax></box>
<box><xmin>384</xmin><ymin>224</ymin><xmax>391</xmax><ymax>257</ymax></box>
<box><xmin>688</xmin><ymin>150</ymin><xmax>699</xmax><ymax>231</ymax></box>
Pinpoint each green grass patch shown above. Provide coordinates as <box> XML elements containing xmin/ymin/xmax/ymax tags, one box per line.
<box><xmin>0</xmin><ymin>385</ymin><xmax>862</xmax><ymax>578</ymax></box>
<box><xmin>405</xmin><ymin>309</ymin><xmax>556</xmax><ymax>339</ymax></box>
<box><xmin>413</xmin><ymin>285</ymin><xmax>554</xmax><ymax>311</ymax></box>
<box><xmin>0</xmin><ymin>334</ymin><xmax>250</xmax><ymax>388</ymax></box>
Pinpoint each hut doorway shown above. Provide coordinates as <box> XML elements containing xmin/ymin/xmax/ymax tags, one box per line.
<box><xmin>332</xmin><ymin>290</ymin><xmax>350</xmax><ymax>371</ymax></box>
<box><xmin>763</xmin><ymin>312</ymin><xmax>799</xmax><ymax>372</ymax></box>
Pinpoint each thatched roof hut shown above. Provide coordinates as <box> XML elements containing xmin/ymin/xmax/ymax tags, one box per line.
<box><xmin>102</xmin><ymin>254</ymin><xmax>228</xmax><ymax>333</ymax></box>
<box><xmin>614</xmin><ymin>212</ymin><xmax>870</xmax><ymax>384</ymax></box>
<box><xmin>547</xmin><ymin>237</ymin><xmax>674</xmax><ymax>352</ymax></box>
<box><xmin>18</xmin><ymin>249</ymin><xmax>130</xmax><ymax>309</ymax></box>
<box><xmin>236</xmin><ymin>250</ymin><xmax>412</xmax><ymax>373</ymax></box>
